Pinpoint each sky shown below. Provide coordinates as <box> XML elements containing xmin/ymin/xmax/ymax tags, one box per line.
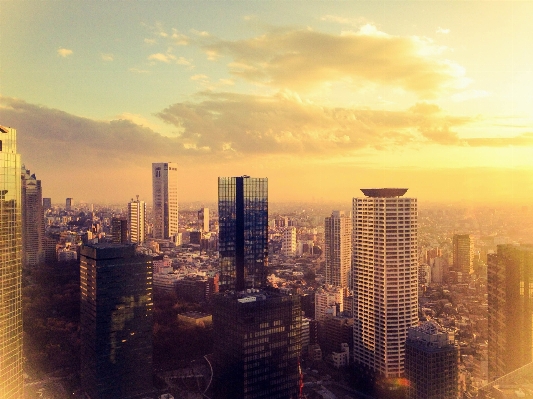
<box><xmin>2</xmin><ymin>0</ymin><xmax>533</xmax><ymax>205</ymax></box>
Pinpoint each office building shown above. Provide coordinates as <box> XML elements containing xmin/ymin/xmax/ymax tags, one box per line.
<box><xmin>42</xmin><ymin>197</ymin><xmax>52</xmax><ymax>210</ymax></box>
<box><xmin>128</xmin><ymin>197</ymin><xmax>146</xmax><ymax>244</ymax></box>
<box><xmin>111</xmin><ymin>217</ymin><xmax>129</xmax><ymax>244</ymax></box>
<box><xmin>198</xmin><ymin>207</ymin><xmax>209</xmax><ymax>232</ymax></box>
<box><xmin>488</xmin><ymin>244</ymin><xmax>533</xmax><ymax>381</ymax></box>
<box><xmin>152</xmin><ymin>162</ymin><xmax>178</xmax><ymax>239</ymax></box>
<box><xmin>282</xmin><ymin>226</ymin><xmax>297</xmax><ymax>257</ymax></box>
<box><xmin>405</xmin><ymin>321</ymin><xmax>458</xmax><ymax>399</ymax></box>
<box><xmin>218</xmin><ymin>176</ymin><xmax>268</xmax><ymax>291</ymax></box>
<box><xmin>0</xmin><ymin>125</ymin><xmax>23</xmax><ymax>398</ymax></box>
<box><xmin>315</xmin><ymin>285</ymin><xmax>343</xmax><ymax>321</ymax></box>
<box><xmin>80</xmin><ymin>243</ymin><xmax>154</xmax><ymax>399</ymax></box>
<box><xmin>66</xmin><ymin>197</ymin><xmax>73</xmax><ymax>210</ymax></box>
<box><xmin>352</xmin><ymin>188</ymin><xmax>418</xmax><ymax>378</ymax></box>
<box><xmin>325</xmin><ymin>210</ymin><xmax>352</xmax><ymax>289</ymax></box>
<box><xmin>212</xmin><ymin>289</ymin><xmax>302</xmax><ymax>399</ymax></box>
<box><xmin>453</xmin><ymin>234</ymin><xmax>473</xmax><ymax>276</ymax></box>
<box><xmin>21</xmin><ymin>166</ymin><xmax>44</xmax><ymax>267</ymax></box>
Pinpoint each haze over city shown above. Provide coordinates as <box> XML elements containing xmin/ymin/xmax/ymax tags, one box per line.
<box><xmin>2</xmin><ymin>1</ymin><xmax>533</xmax><ymax>204</ymax></box>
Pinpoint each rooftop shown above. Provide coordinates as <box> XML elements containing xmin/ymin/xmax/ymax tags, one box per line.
<box><xmin>360</xmin><ymin>188</ymin><xmax>408</xmax><ymax>198</ymax></box>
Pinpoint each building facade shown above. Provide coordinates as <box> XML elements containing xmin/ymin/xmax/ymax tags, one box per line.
<box><xmin>42</xmin><ymin>197</ymin><xmax>52</xmax><ymax>210</ymax></box>
<box><xmin>21</xmin><ymin>166</ymin><xmax>44</xmax><ymax>267</ymax></box>
<box><xmin>325</xmin><ymin>210</ymin><xmax>352</xmax><ymax>289</ymax></box>
<box><xmin>0</xmin><ymin>126</ymin><xmax>23</xmax><ymax>398</ymax></box>
<box><xmin>198</xmin><ymin>207</ymin><xmax>209</xmax><ymax>232</ymax></box>
<box><xmin>488</xmin><ymin>244</ymin><xmax>533</xmax><ymax>381</ymax></box>
<box><xmin>80</xmin><ymin>243</ymin><xmax>154</xmax><ymax>399</ymax></box>
<box><xmin>128</xmin><ymin>197</ymin><xmax>146</xmax><ymax>244</ymax></box>
<box><xmin>405</xmin><ymin>321</ymin><xmax>458</xmax><ymax>399</ymax></box>
<box><xmin>218</xmin><ymin>176</ymin><xmax>268</xmax><ymax>291</ymax></box>
<box><xmin>66</xmin><ymin>197</ymin><xmax>73</xmax><ymax>210</ymax></box>
<box><xmin>453</xmin><ymin>234</ymin><xmax>473</xmax><ymax>276</ymax></box>
<box><xmin>111</xmin><ymin>217</ymin><xmax>129</xmax><ymax>244</ymax></box>
<box><xmin>282</xmin><ymin>226</ymin><xmax>297</xmax><ymax>257</ymax></box>
<box><xmin>212</xmin><ymin>289</ymin><xmax>302</xmax><ymax>399</ymax></box>
<box><xmin>352</xmin><ymin>188</ymin><xmax>418</xmax><ymax>378</ymax></box>
<box><xmin>152</xmin><ymin>162</ymin><xmax>178</xmax><ymax>239</ymax></box>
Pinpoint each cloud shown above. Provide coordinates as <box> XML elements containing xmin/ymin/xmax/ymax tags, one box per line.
<box><xmin>101</xmin><ymin>53</ymin><xmax>114</xmax><ymax>61</ymax></box>
<box><xmin>129</xmin><ymin>68</ymin><xmax>150</xmax><ymax>74</ymax></box>
<box><xmin>465</xmin><ymin>133</ymin><xmax>533</xmax><ymax>147</ymax></box>
<box><xmin>451</xmin><ymin>89</ymin><xmax>490</xmax><ymax>102</ymax></box>
<box><xmin>148</xmin><ymin>53</ymin><xmax>177</xmax><ymax>63</ymax></box>
<box><xmin>320</xmin><ymin>15</ymin><xmax>368</xmax><ymax>26</ymax></box>
<box><xmin>177</xmin><ymin>57</ymin><xmax>192</xmax><ymax>66</ymax></box>
<box><xmin>57</xmin><ymin>48</ymin><xmax>73</xmax><ymax>57</ymax></box>
<box><xmin>436</xmin><ymin>27</ymin><xmax>450</xmax><ymax>34</ymax></box>
<box><xmin>201</xmin><ymin>26</ymin><xmax>468</xmax><ymax>97</ymax></box>
<box><xmin>144</xmin><ymin>38</ymin><xmax>157</xmax><ymax>45</ymax></box>
<box><xmin>190</xmin><ymin>74</ymin><xmax>209</xmax><ymax>81</ymax></box>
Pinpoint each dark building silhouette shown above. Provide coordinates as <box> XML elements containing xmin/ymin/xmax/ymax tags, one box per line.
<box><xmin>488</xmin><ymin>244</ymin><xmax>533</xmax><ymax>381</ymax></box>
<box><xmin>42</xmin><ymin>197</ymin><xmax>52</xmax><ymax>210</ymax></box>
<box><xmin>111</xmin><ymin>217</ymin><xmax>129</xmax><ymax>244</ymax></box>
<box><xmin>212</xmin><ymin>289</ymin><xmax>302</xmax><ymax>399</ymax></box>
<box><xmin>21</xmin><ymin>166</ymin><xmax>44</xmax><ymax>267</ymax></box>
<box><xmin>405</xmin><ymin>321</ymin><xmax>458</xmax><ymax>399</ymax></box>
<box><xmin>66</xmin><ymin>197</ymin><xmax>73</xmax><ymax>210</ymax></box>
<box><xmin>80</xmin><ymin>243</ymin><xmax>154</xmax><ymax>399</ymax></box>
<box><xmin>218</xmin><ymin>176</ymin><xmax>268</xmax><ymax>291</ymax></box>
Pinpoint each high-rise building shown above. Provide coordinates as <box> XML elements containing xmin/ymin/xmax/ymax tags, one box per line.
<box><xmin>42</xmin><ymin>197</ymin><xmax>52</xmax><ymax>210</ymax></box>
<box><xmin>152</xmin><ymin>162</ymin><xmax>178</xmax><ymax>239</ymax></box>
<box><xmin>21</xmin><ymin>166</ymin><xmax>44</xmax><ymax>267</ymax></box>
<box><xmin>488</xmin><ymin>244</ymin><xmax>533</xmax><ymax>381</ymax></box>
<box><xmin>66</xmin><ymin>197</ymin><xmax>73</xmax><ymax>210</ymax></box>
<box><xmin>0</xmin><ymin>125</ymin><xmax>23</xmax><ymax>398</ymax></box>
<box><xmin>198</xmin><ymin>207</ymin><xmax>209</xmax><ymax>232</ymax></box>
<box><xmin>352</xmin><ymin>188</ymin><xmax>418</xmax><ymax>378</ymax></box>
<box><xmin>282</xmin><ymin>226</ymin><xmax>297</xmax><ymax>257</ymax></box>
<box><xmin>80</xmin><ymin>243</ymin><xmax>154</xmax><ymax>399</ymax></box>
<box><xmin>453</xmin><ymin>234</ymin><xmax>473</xmax><ymax>276</ymax></box>
<box><xmin>111</xmin><ymin>217</ymin><xmax>129</xmax><ymax>244</ymax></box>
<box><xmin>325</xmin><ymin>210</ymin><xmax>352</xmax><ymax>289</ymax></box>
<box><xmin>128</xmin><ymin>197</ymin><xmax>146</xmax><ymax>244</ymax></box>
<box><xmin>405</xmin><ymin>321</ymin><xmax>458</xmax><ymax>399</ymax></box>
<box><xmin>212</xmin><ymin>289</ymin><xmax>302</xmax><ymax>399</ymax></box>
<box><xmin>315</xmin><ymin>285</ymin><xmax>344</xmax><ymax>321</ymax></box>
<box><xmin>218</xmin><ymin>176</ymin><xmax>268</xmax><ymax>291</ymax></box>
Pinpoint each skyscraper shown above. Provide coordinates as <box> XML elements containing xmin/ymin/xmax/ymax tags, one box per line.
<box><xmin>111</xmin><ymin>217</ymin><xmax>129</xmax><ymax>244</ymax></box>
<box><xmin>282</xmin><ymin>226</ymin><xmax>297</xmax><ymax>257</ymax></box>
<box><xmin>488</xmin><ymin>244</ymin><xmax>533</xmax><ymax>381</ymax></box>
<box><xmin>325</xmin><ymin>210</ymin><xmax>352</xmax><ymax>289</ymax></box>
<box><xmin>218</xmin><ymin>176</ymin><xmax>268</xmax><ymax>291</ymax></box>
<box><xmin>128</xmin><ymin>196</ymin><xmax>146</xmax><ymax>244</ymax></box>
<box><xmin>405</xmin><ymin>321</ymin><xmax>458</xmax><ymax>399</ymax></box>
<box><xmin>80</xmin><ymin>243</ymin><xmax>154</xmax><ymax>399</ymax></box>
<box><xmin>42</xmin><ymin>197</ymin><xmax>52</xmax><ymax>210</ymax></box>
<box><xmin>0</xmin><ymin>125</ymin><xmax>23</xmax><ymax>398</ymax></box>
<box><xmin>198</xmin><ymin>207</ymin><xmax>209</xmax><ymax>232</ymax></box>
<box><xmin>21</xmin><ymin>166</ymin><xmax>44</xmax><ymax>267</ymax></box>
<box><xmin>66</xmin><ymin>197</ymin><xmax>73</xmax><ymax>210</ymax></box>
<box><xmin>152</xmin><ymin>162</ymin><xmax>178</xmax><ymax>239</ymax></box>
<box><xmin>352</xmin><ymin>188</ymin><xmax>418</xmax><ymax>378</ymax></box>
<box><xmin>453</xmin><ymin>234</ymin><xmax>473</xmax><ymax>276</ymax></box>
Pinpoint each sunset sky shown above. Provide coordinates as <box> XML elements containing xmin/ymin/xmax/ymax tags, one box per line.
<box><xmin>2</xmin><ymin>1</ymin><xmax>533</xmax><ymax>205</ymax></box>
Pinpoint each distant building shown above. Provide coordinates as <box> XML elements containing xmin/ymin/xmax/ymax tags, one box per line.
<box><xmin>212</xmin><ymin>289</ymin><xmax>301</xmax><ymax>399</ymax></box>
<box><xmin>128</xmin><ymin>197</ymin><xmax>146</xmax><ymax>244</ymax></box>
<box><xmin>21</xmin><ymin>166</ymin><xmax>44</xmax><ymax>267</ymax></box>
<box><xmin>282</xmin><ymin>226</ymin><xmax>297</xmax><ymax>256</ymax></box>
<box><xmin>80</xmin><ymin>243</ymin><xmax>154</xmax><ymax>399</ymax></box>
<box><xmin>111</xmin><ymin>217</ymin><xmax>129</xmax><ymax>244</ymax></box>
<box><xmin>42</xmin><ymin>197</ymin><xmax>52</xmax><ymax>210</ymax></box>
<box><xmin>315</xmin><ymin>285</ymin><xmax>343</xmax><ymax>321</ymax></box>
<box><xmin>325</xmin><ymin>210</ymin><xmax>352</xmax><ymax>288</ymax></box>
<box><xmin>198</xmin><ymin>207</ymin><xmax>209</xmax><ymax>232</ymax></box>
<box><xmin>453</xmin><ymin>234</ymin><xmax>473</xmax><ymax>275</ymax></box>
<box><xmin>319</xmin><ymin>314</ymin><xmax>353</xmax><ymax>358</ymax></box>
<box><xmin>405</xmin><ymin>321</ymin><xmax>458</xmax><ymax>399</ymax></box>
<box><xmin>66</xmin><ymin>197</ymin><xmax>73</xmax><ymax>210</ymax></box>
<box><xmin>152</xmin><ymin>162</ymin><xmax>178</xmax><ymax>239</ymax></box>
<box><xmin>218</xmin><ymin>176</ymin><xmax>268</xmax><ymax>291</ymax></box>
<box><xmin>488</xmin><ymin>245</ymin><xmax>533</xmax><ymax>381</ymax></box>
<box><xmin>352</xmin><ymin>188</ymin><xmax>418</xmax><ymax>378</ymax></box>
<box><xmin>0</xmin><ymin>125</ymin><xmax>23</xmax><ymax>398</ymax></box>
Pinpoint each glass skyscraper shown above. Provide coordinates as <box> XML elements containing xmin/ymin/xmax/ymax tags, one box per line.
<box><xmin>0</xmin><ymin>125</ymin><xmax>23</xmax><ymax>398</ymax></box>
<box><xmin>218</xmin><ymin>176</ymin><xmax>268</xmax><ymax>291</ymax></box>
<box><xmin>152</xmin><ymin>162</ymin><xmax>178</xmax><ymax>239</ymax></box>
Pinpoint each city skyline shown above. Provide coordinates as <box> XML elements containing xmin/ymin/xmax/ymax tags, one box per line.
<box><xmin>1</xmin><ymin>1</ymin><xmax>533</xmax><ymax>205</ymax></box>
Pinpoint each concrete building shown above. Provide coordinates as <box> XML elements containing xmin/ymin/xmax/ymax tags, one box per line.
<box><xmin>315</xmin><ymin>285</ymin><xmax>343</xmax><ymax>321</ymax></box>
<box><xmin>42</xmin><ymin>197</ymin><xmax>52</xmax><ymax>210</ymax></box>
<box><xmin>218</xmin><ymin>176</ymin><xmax>268</xmax><ymax>291</ymax></box>
<box><xmin>198</xmin><ymin>207</ymin><xmax>209</xmax><ymax>232</ymax></box>
<box><xmin>352</xmin><ymin>188</ymin><xmax>418</xmax><ymax>378</ymax></box>
<box><xmin>111</xmin><ymin>217</ymin><xmax>129</xmax><ymax>244</ymax></box>
<box><xmin>405</xmin><ymin>321</ymin><xmax>458</xmax><ymax>399</ymax></box>
<box><xmin>488</xmin><ymin>245</ymin><xmax>533</xmax><ymax>381</ymax></box>
<box><xmin>80</xmin><ymin>243</ymin><xmax>154</xmax><ymax>399</ymax></box>
<box><xmin>453</xmin><ymin>234</ymin><xmax>473</xmax><ymax>276</ymax></box>
<box><xmin>66</xmin><ymin>197</ymin><xmax>73</xmax><ymax>210</ymax></box>
<box><xmin>21</xmin><ymin>166</ymin><xmax>44</xmax><ymax>267</ymax></box>
<box><xmin>0</xmin><ymin>125</ymin><xmax>23</xmax><ymax>398</ymax></box>
<box><xmin>152</xmin><ymin>162</ymin><xmax>178</xmax><ymax>239</ymax></box>
<box><xmin>282</xmin><ymin>226</ymin><xmax>297</xmax><ymax>257</ymax></box>
<box><xmin>128</xmin><ymin>197</ymin><xmax>146</xmax><ymax>244</ymax></box>
<box><xmin>325</xmin><ymin>210</ymin><xmax>352</xmax><ymax>289</ymax></box>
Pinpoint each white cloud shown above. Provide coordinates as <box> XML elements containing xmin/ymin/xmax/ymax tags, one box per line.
<box><xmin>437</xmin><ymin>27</ymin><xmax>450</xmax><ymax>34</ymax></box>
<box><xmin>57</xmin><ymin>48</ymin><xmax>73</xmax><ymax>57</ymax></box>
<box><xmin>148</xmin><ymin>53</ymin><xmax>177</xmax><ymax>63</ymax></box>
<box><xmin>101</xmin><ymin>53</ymin><xmax>114</xmax><ymax>61</ymax></box>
